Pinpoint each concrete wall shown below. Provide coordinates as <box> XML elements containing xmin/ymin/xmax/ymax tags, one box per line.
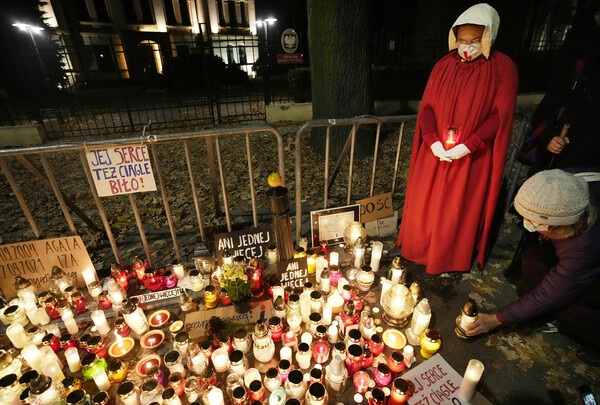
<box><xmin>0</xmin><ymin>125</ymin><xmax>47</xmax><ymax>147</ymax></box>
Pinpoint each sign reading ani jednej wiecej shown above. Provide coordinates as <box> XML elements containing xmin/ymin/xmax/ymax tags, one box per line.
<box><xmin>277</xmin><ymin>257</ymin><xmax>309</xmax><ymax>289</ymax></box>
<box><xmin>214</xmin><ymin>226</ymin><xmax>273</xmax><ymax>264</ymax></box>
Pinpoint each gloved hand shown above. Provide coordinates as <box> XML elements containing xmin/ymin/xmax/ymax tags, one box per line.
<box><xmin>430</xmin><ymin>141</ymin><xmax>452</xmax><ymax>162</ymax></box>
<box><xmin>444</xmin><ymin>144</ymin><xmax>470</xmax><ymax>160</ymax></box>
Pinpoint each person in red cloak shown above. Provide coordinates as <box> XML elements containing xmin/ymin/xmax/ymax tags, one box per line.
<box><xmin>397</xmin><ymin>4</ymin><xmax>518</xmax><ymax>274</ymax></box>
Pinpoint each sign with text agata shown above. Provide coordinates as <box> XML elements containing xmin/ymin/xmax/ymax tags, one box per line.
<box><xmin>0</xmin><ymin>236</ymin><xmax>94</xmax><ymax>297</ymax></box>
<box><xmin>86</xmin><ymin>145</ymin><xmax>157</xmax><ymax>197</ymax></box>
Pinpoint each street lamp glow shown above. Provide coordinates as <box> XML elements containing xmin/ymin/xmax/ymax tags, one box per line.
<box><xmin>255</xmin><ymin>17</ymin><xmax>277</xmax><ymax>28</ymax></box>
<box><xmin>12</xmin><ymin>23</ymin><xmax>44</xmax><ymax>34</ymax></box>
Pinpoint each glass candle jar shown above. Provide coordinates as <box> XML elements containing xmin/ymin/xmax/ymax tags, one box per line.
<box><xmin>204</xmin><ymin>285</ymin><xmax>219</xmax><ymax>309</ymax></box>
<box><xmin>220</xmin><ymin>288</ymin><xmax>232</xmax><ymax>306</ymax></box>
<box><xmin>140</xmin><ymin>378</ymin><xmax>164</xmax><ymax>405</ymax></box>
<box><xmin>200</xmin><ymin>367</ymin><xmax>218</xmax><ymax>387</ymax></box>
<box><xmin>174</xmin><ymin>332</ymin><xmax>190</xmax><ymax>361</ymax></box>
<box><xmin>420</xmin><ymin>329</ymin><xmax>441</xmax><ymax>359</ymax></box>
<box><xmin>306</xmin><ymin>382</ymin><xmax>327</xmax><ymax>405</ymax></box>
<box><xmin>60</xmin><ymin>333</ymin><xmax>77</xmax><ymax>350</ymax></box>
<box><xmin>249</xmin><ymin>380</ymin><xmax>265</xmax><ymax>402</ymax></box>
<box><xmin>329</xmin><ymin>265</ymin><xmax>342</xmax><ymax>286</ymax></box>
<box><xmin>81</xmin><ymin>353</ymin><xmax>107</xmax><ymax>381</ymax></box>
<box><xmin>29</xmin><ymin>374</ymin><xmax>66</xmax><ymax>405</ymax></box>
<box><xmin>353</xmin><ymin>370</ymin><xmax>370</xmax><ymax>394</ymax></box>
<box><xmin>189</xmin><ymin>270</ymin><xmax>204</xmax><ymax>292</ymax></box>
<box><xmin>111</xmin><ymin>263</ymin><xmax>130</xmax><ymax>291</ymax></box>
<box><xmin>200</xmin><ymin>341</ymin><xmax>213</xmax><ymax>361</ymax></box>
<box><xmin>345</xmin><ymin>344</ymin><xmax>363</xmax><ymax>377</ymax></box>
<box><xmin>168</xmin><ymin>372</ymin><xmax>185</xmax><ymax>397</ymax></box>
<box><xmin>163</xmin><ymin>270</ymin><xmax>178</xmax><ymax>289</ymax></box>
<box><xmin>122</xmin><ymin>299</ymin><xmax>150</xmax><ymax>336</ymax></box>
<box><xmin>277</xmin><ymin>359</ymin><xmax>291</xmax><ymax>383</ymax></box>
<box><xmin>374</xmin><ymin>363</ymin><xmax>392</xmax><ymax>386</ymax></box>
<box><xmin>87</xmin><ymin>335</ymin><xmax>109</xmax><ymax>359</ymax></box>
<box><xmin>42</xmin><ymin>333</ymin><xmax>61</xmax><ymax>352</ymax></box>
<box><xmin>268</xmin><ymin>317</ymin><xmax>283</xmax><ymax>343</ymax></box>
<box><xmin>107</xmin><ymin>360</ymin><xmax>128</xmax><ymax>383</ymax></box>
<box><xmin>143</xmin><ymin>269</ymin><xmax>164</xmax><ymax>292</ymax></box>
<box><xmin>44</xmin><ymin>298</ymin><xmax>61</xmax><ymax>320</ymax></box>
<box><xmin>0</xmin><ymin>351</ymin><xmax>22</xmax><ymax>379</ymax></box>
<box><xmin>228</xmin><ymin>350</ymin><xmax>248</xmax><ymax>376</ymax></box>
<box><xmin>233</xmin><ymin>329</ymin><xmax>251</xmax><ymax>354</ymax></box>
<box><xmin>295</xmin><ymin>342</ymin><xmax>311</xmax><ymax>370</ymax></box>
<box><xmin>71</xmin><ymin>291</ymin><xmax>88</xmax><ymax>314</ymax></box>
<box><xmin>340</xmin><ymin>301</ymin><xmax>360</xmax><ymax>328</ymax></box>
<box><xmin>264</xmin><ymin>367</ymin><xmax>282</xmax><ymax>392</ymax></box>
<box><xmin>356</xmin><ymin>265</ymin><xmax>375</xmax><ymax>292</ymax></box>
<box><xmin>252</xmin><ymin>322</ymin><xmax>275</xmax><ymax>363</ymax></box>
<box><xmin>390</xmin><ymin>378</ymin><xmax>410</xmax><ymax>405</ymax></box>
<box><xmin>117</xmin><ymin>381</ymin><xmax>140</xmax><ymax>405</ymax></box>
<box><xmin>164</xmin><ymin>350</ymin><xmax>186</xmax><ymax>377</ymax></box>
<box><xmin>132</xmin><ymin>256</ymin><xmax>149</xmax><ymax>281</ymax></box>
<box><xmin>115</xmin><ymin>318</ymin><xmax>131</xmax><ymax>337</ymax></box>
<box><xmin>312</xmin><ymin>340</ymin><xmax>330</xmax><ymax>364</ymax></box>
<box><xmin>284</xmin><ymin>370</ymin><xmax>307</xmax><ymax>402</ymax></box>
<box><xmin>6</xmin><ymin>324</ymin><xmax>29</xmax><ymax>349</ymax></box>
<box><xmin>87</xmin><ymin>282</ymin><xmax>103</xmax><ymax>301</ymax></box>
<box><xmin>310</xmin><ymin>291</ymin><xmax>323</xmax><ymax>314</ymax></box>
<box><xmin>388</xmin><ymin>351</ymin><xmax>406</xmax><ymax>374</ymax></box>
<box><xmin>346</xmin><ymin>328</ymin><xmax>364</xmax><ymax>347</ymax></box>
<box><xmin>62</xmin><ymin>376</ymin><xmax>82</xmax><ymax>397</ymax></box>
<box><xmin>187</xmin><ymin>342</ymin><xmax>208</xmax><ymax>375</ymax></box>
<box><xmin>369</xmin><ymin>388</ymin><xmax>387</xmax><ymax>405</ymax></box>
<box><xmin>211</xmin><ymin>347</ymin><xmax>229</xmax><ymax>373</ymax></box>
<box><xmin>369</xmin><ymin>334</ymin><xmax>385</xmax><ymax>356</ymax></box>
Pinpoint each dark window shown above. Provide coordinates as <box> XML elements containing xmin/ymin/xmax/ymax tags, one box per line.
<box><xmin>140</xmin><ymin>0</ymin><xmax>155</xmax><ymax>24</ymax></box>
<box><xmin>93</xmin><ymin>0</ymin><xmax>111</xmax><ymax>22</ymax></box>
<box><xmin>240</xmin><ymin>2</ymin><xmax>248</xmax><ymax>27</ymax></box>
<box><xmin>76</xmin><ymin>0</ymin><xmax>91</xmax><ymax>21</ymax></box>
<box><xmin>179</xmin><ymin>0</ymin><xmax>191</xmax><ymax>26</ymax></box>
<box><xmin>122</xmin><ymin>0</ymin><xmax>137</xmax><ymax>24</ymax></box>
<box><xmin>227</xmin><ymin>45</ymin><xmax>235</xmax><ymax>64</ymax></box>
<box><xmin>238</xmin><ymin>46</ymin><xmax>247</xmax><ymax>64</ymax></box>
<box><xmin>163</xmin><ymin>0</ymin><xmax>177</xmax><ymax>25</ymax></box>
<box><xmin>227</xmin><ymin>1</ymin><xmax>238</xmax><ymax>26</ymax></box>
<box><xmin>92</xmin><ymin>45</ymin><xmax>116</xmax><ymax>71</ymax></box>
<box><xmin>217</xmin><ymin>0</ymin><xmax>226</xmax><ymax>26</ymax></box>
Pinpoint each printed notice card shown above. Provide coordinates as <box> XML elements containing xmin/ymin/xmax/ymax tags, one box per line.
<box><xmin>86</xmin><ymin>145</ymin><xmax>157</xmax><ymax>197</ymax></box>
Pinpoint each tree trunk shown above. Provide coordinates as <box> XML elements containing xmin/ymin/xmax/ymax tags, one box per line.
<box><xmin>307</xmin><ymin>0</ymin><xmax>373</xmax><ymax>158</ymax></box>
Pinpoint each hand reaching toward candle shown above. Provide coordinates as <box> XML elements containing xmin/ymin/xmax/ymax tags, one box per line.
<box><xmin>465</xmin><ymin>313</ymin><xmax>502</xmax><ymax>336</ymax></box>
<box><xmin>444</xmin><ymin>144</ymin><xmax>471</xmax><ymax>160</ymax></box>
<box><xmin>430</xmin><ymin>141</ymin><xmax>452</xmax><ymax>162</ymax></box>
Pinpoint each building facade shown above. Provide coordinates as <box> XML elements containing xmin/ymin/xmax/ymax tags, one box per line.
<box><xmin>40</xmin><ymin>0</ymin><xmax>259</xmax><ymax>88</ymax></box>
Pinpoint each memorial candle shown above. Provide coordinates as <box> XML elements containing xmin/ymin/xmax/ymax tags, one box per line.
<box><xmin>458</xmin><ymin>359</ymin><xmax>485</xmax><ymax>401</ymax></box>
<box><xmin>91</xmin><ymin>310</ymin><xmax>111</xmax><ymax>336</ymax></box>
<box><xmin>370</xmin><ymin>241</ymin><xmax>383</xmax><ymax>273</ymax></box>
<box><xmin>6</xmin><ymin>324</ymin><xmax>29</xmax><ymax>349</ymax></box>
<box><xmin>390</xmin><ymin>378</ymin><xmax>410</xmax><ymax>405</ymax></box>
<box><xmin>444</xmin><ymin>128</ymin><xmax>458</xmax><ymax>150</ymax></box>
<box><xmin>21</xmin><ymin>343</ymin><xmax>42</xmax><ymax>372</ymax></box>
<box><xmin>82</xmin><ymin>267</ymin><xmax>98</xmax><ymax>286</ymax></box>
<box><xmin>65</xmin><ymin>347</ymin><xmax>81</xmax><ymax>373</ymax></box>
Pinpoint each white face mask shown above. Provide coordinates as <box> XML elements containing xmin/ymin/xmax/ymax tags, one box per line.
<box><xmin>457</xmin><ymin>43</ymin><xmax>483</xmax><ymax>61</ymax></box>
<box><xmin>523</xmin><ymin>218</ymin><xmax>550</xmax><ymax>233</ymax></box>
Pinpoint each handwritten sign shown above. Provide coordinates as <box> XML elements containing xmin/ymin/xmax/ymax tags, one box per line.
<box><xmin>184</xmin><ymin>299</ymin><xmax>273</xmax><ymax>340</ymax></box>
<box><xmin>0</xmin><ymin>236</ymin><xmax>93</xmax><ymax>297</ymax></box>
<box><xmin>357</xmin><ymin>192</ymin><xmax>393</xmax><ymax>223</ymax></box>
<box><xmin>403</xmin><ymin>354</ymin><xmax>492</xmax><ymax>405</ymax></box>
<box><xmin>131</xmin><ymin>287</ymin><xmax>184</xmax><ymax>304</ymax></box>
<box><xmin>86</xmin><ymin>146</ymin><xmax>157</xmax><ymax>197</ymax></box>
<box><xmin>277</xmin><ymin>257</ymin><xmax>308</xmax><ymax>289</ymax></box>
<box><xmin>365</xmin><ymin>211</ymin><xmax>398</xmax><ymax>236</ymax></box>
<box><xmin>214</xmin><ymin>226</ymin><xmax>273</xmax><ymax>264</ymax></box>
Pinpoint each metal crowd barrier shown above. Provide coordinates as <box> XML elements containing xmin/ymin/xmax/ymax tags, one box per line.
<box><xmin>293</xmin><ymin>115</ymin><xmax>418</xmax><ymax>243</ymax></box>
<box><xmin>0</xmin><ymin>125</ymin><xmax>286</xmax><ymax>267</ymax></box>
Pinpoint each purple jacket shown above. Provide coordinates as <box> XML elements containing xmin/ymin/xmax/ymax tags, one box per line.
<box><xmin>497</xmin><ymin>178</ymin><xmax>600</xmax><ymax>325</ymax></box>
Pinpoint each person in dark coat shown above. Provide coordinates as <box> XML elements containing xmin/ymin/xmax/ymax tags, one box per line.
<box><xmin>530</xmin><ymin>4</ymin><xmax>600</xmax><ymax>172</ymax></box>
<box><xmin>466</xmin><ymin>169</ymin><xmax>600</xmax><ymax>365</ymax></box>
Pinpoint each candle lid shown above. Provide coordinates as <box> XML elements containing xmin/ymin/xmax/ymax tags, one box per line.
<box><xmin>268</xmin><ymin>316</ymin><xmax>281</xmax><ymax>327</ymax></box>
<box><xmin>371</xmin><ymin>388</ymin><xmax>386</xmax><ymax>403</ymax></box>
<box><xmin>14</xmin><ymin>275</ymin><xmax>32</xmax><ymax>290</ymax></box>
<box><xmin>348</xmin><ymin>329</ymin><xmax>362</xmax><ymax>341</ymax></box>
<box><xmin>343</xmin><ymin>300</ymin><xmax>356</xmax><ymax>316</ymax></box>
<box><xmin>62</xmin><ymin>376</ymin><xmax>77</xmax><ymax>391</ymax></box>
<box><xmin>232</xmin><ymin>386</ymin><xmax>247</xmax><ymax>399</ymax></box>
<box><xmin>316</xmin><ymin>325</ymin><xmax>327</xmax><ymax>335</ymax></box>
<box><xmin>424</xmin><ymin>328</ymin><xmax>440</xmax><ymax>342</ymax></box>
<box><xmin>393</xmin><ymin>378</ymin><xmax>410</xmax><ymax>394</ymax></box>
<box><xmin>234</xmin><ymin>328</ymin><xmax>247</xmax><ymax>340</ymax></box>
<box><xmin>142</xmin><ymin>379</ymin><xmax>159</xmax><ymax>392</ymax></box>
<box><xmin>391</xmin><ymin>256</ymin><xmax>406</xmax><ymax>270</ymax></box>
<box><xmin>121</xmin><ymin>299</ymin><xmax>137</xmax><ymax>314</ymax></box>
<box><xmin>265</xmin><ymin>367</ymin><xmax>278</xmax><ymax>379</ymax></box>
<box><xmin>334</xmin><ymin>342</ymin><xmax>346</xmax><ymax>352</ymax></box>
<box><xmin>0</xmin><ymin>374</ymin><xmax>17</xmax><ymax>389</ymax></box>
<box><xmin>310</xmin><ymin>367</ymin><xmax>323</xmax><ymax>379</ymax></box>
<box><xmin>391</xmin><ymin>351</ymin><xmax>404</xmax><ymax>363</ymax></box>
<box><xmin>29</xmin><ymin>374</ymin><xmax>51</xmax><ymax>395</ymax></box>
<box><xmin>164</xmin><ymin>350</ymin><xmax>180</xmax><ymax>364</ymax></box>
<box><xmin>254</xmin><ymin>321</ymin><xmax>269</xmax><ymax>338</ymax></box>
<box><xmin>286</xmin><ymin>400</ymin><xmax>301</xmax><ymax>405</ymax></box>
<box><xmin>304</xmin><ymin>282</ymin><xmax>313</xmax><ymax>290</ymax></box>
<box><xmin>92</xmin><ymin>391</ymin><xmax>109</xmax><ymax>405</ymax></box>
<box><xmin>4</xmin><ymin>305</ymin><xmax>19</xmax><ymax>315</ymax></box>
<box><xmin>205</xmin><ymin>285</ymin><xmax>216</xmax><ymax>293</ymax></box>
<box><xmin>111</xmin><ymin>263</ymin><xmax>126</xmax><ymax>275</ymax></box>
<box><xmin>360</xmin><ymin>265</ymin><xmax>372</xmax><ymax>273</ymax></box>
<box><xmin>347</xmin><ymin>344</ymin><xmax>363</xmax><ymax>358</ymax></box>
<box><xmin>0</xmin><ymin>351</ymin><xmax>13</xmax><ymax>370</ymax></box>
<box><xmin>371</xmin><ymin>333</ymin><xmax>382</xmax><ymax>344</ymax></box>
<box><xmin>133</xmin><ymin>256</ymin><xmax>144</xmax><ymax>266</ymax></box>
<box><xmin>81</xmin><ymin>353</ymin><xmax>98</xmax><ymax>367</ymax></box>
<box><xmin>163</xmin><ymin>270</ymin><xmax>173</xmax><ymax>278</ymax></box>
<box><xmin>108</xmin><ymin>360</ymin><xmax>123</xmax><ymax>373</ymax></box>
<box><xmin>229</xmin><ymin>350</ymin><xmax>243</xmax><ymax>363</ymax></box>
<box><xmin>51</xmin><ymin>266</ymin><xmax>66</xmax><ymax>279</ymax></box>
<box><xmin>377</xmin><ymin>363</ymin><xmax>390</xmax><ymax>376</ymax></box>
<box><xmin>249</xmin><ymin>380</ymin><xmax>262</xmax><ymax>392</ymax></box>
<box><xmin>19</xmin><ymin>370</ymin><xmax>38</xmax><ymax>385</ymax></box>
<box><xmin>278</xmin><ymin>359</ymin><xmax>291</xmax><ymax>370</ymax></box>
<box><xmin>288</xmin><ymin>294</ymin><xmax>300</xmax><ymax>303</ymax></box>
<box><xmin>294</xmin><ymin>247</ymin><xmax>305</xmax><ymax>254</ymax></box>
<box><xmin>287</xmin><ymin>369</ymin><xmax>304</xmax><ymax>385</ymax></box>
<box><xmin>310</xmin><ymin>291</ymin><xmax>322</xmax><ymax>300</ymax></box>
<box><xmin>309</xmin><ymin>382</ymin><xmax>326</xmax><ymax>400</ymax></box>
<box><xmin>298</xmin><ymin>342</ymin><xmax>309</xmax><ymax>353</ymax></box>
<box><xmin>321</xmin><ymin>270</ymin><xmax>330</xmax><ymax>279</ymax></box>
<box><xmin>309</xmin><ymin>312</ymin><xmax>322</xmax><ymax>323</ymax></box>
<box><xmin>87</xmin><ymin>335</ymin><xmax>102</xmax><ymax>347</ymax></box>
<box><xmin>462</xmin><ymin>299</ymin><xmax>478</xmax><ymax>317</ymax></box>
<box><xmin>66</xmin><ymin>389</ymin><xmax>86</xmax><ymax>404</ymax></box>
<box><xmin>118</xmin><ymin>381</ymin><xmax>135</xmax><ymax>397</ymax></box>
<box><xmin>175</xmin><ymin>331</ymin><xmax>189</xmax><ymax>343</ymax></box>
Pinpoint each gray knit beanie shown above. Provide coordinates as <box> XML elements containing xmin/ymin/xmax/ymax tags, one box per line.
<box><xmin>514</xmin><ymin>169</ymin><xmax>589</xmax><ymax>226</ymax></box>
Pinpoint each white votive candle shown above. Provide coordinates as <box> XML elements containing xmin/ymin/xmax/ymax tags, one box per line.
<box><xmin>329</xmin><ymin>252</ymin><xmax>339</xmax><ymax>266</ymax></box>
<box><xmin>39</xmin><ymin>346</ymin><xmax>64</xmax><ymax>368</ymax></box>
<box><xmin>403</xmin><ymin>345</ymin><xmax>415</xmax><ymax>368</ymax></box>
<box><xmin>65</xmin><ymin>347</ymin><xmax>81</xmax><ymax>373</ymax></box>
<box><xmin>212</xmin><ymin>348</ymin><xmax>229</xmax><ymax>373</ymax></box>
<box><xmin>207</xmin><ymin>388</ymin><xmax>225</xmax><ymax>405</ymax></box>
<box><xmin>42</xmin><ymin>357</ymin><xmax>65</xmax><ymax>381</ymax></box>
<box><xmin>370</xmin><ymin>241</ymin><xmax>383</xmax><ymax>273</ymax></box>
<box><xmin>91</xmin><ymin>310</ymin><xmax>111</xmax><ymax>336</ymax></box>
<box><xmin>92</xmin><ymin>368</ymin><xmax>111</xmax><ymax>391</ymax></box>
<box><xmin>280</xmin><ymin>346</ymin><xmax>292</xmax><ymax>361</ymax></box>
<box><xmin>33</xmin><ymin>307</ymin><xmax>50</xmax><ymax>325</ymax></box>
<box><xmin>458</xmin><ymin>359</ymin><xmax>485</xmax><ymax>401</ymax></box>
<box><xmin>63</xmin><ymin>315</ymin><xmax>79</xmax><ymax>335</ymax></box>
<box><xmin>323</xmin><ymin>302</ymin><xmax>332</xmax><ymax>326</ymax></box>
<box><xmin>7</xmin><ymin>324</ymin><xmax>29</xmax><ymax>349</ymax></box>
<box><xmin>82</xmin><ymin>267</ymin><xmax>98</xmax><ymax>286</ymax></box>
<box><xmin>21</xmin><ymin>344</ymin><xmax>43</xmax><ymax>372</ymax></box>
<box><xmin>43</xmin><ymin>323</ymin><xmax>61</xmax><ymax>337</ymax></box>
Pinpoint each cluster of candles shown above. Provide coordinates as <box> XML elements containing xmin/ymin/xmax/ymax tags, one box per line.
<box><xmin>0</xmin><ymin>232</ymin><xmax>488</xmax><ymax>405</ymax></box>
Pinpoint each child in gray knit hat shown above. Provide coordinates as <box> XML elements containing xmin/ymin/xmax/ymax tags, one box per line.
<box><xmin>466</xmin><ymin>169</ymin><xmax>600</xmax><ymax>366</ymax></box>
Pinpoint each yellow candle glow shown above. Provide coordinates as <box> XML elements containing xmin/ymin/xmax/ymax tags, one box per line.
<box><xmin>382</xmin><ymin>329</ymin><xmax>407</xmax><ymax>351</ymax></box>
<box><xmin>108</xmin><ymin>336</ymin><xmax>135</xmax><ymax>359</ymax></box>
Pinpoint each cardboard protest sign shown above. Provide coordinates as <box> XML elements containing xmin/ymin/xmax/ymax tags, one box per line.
<box><xmin>357</xmin><ymin>192</ymin><xmax>394</xmax><ymax>224</ymax></box>
<box><xmin>277</xmin><ymin>257</ymin><xmax>308</xmax><ymax>289</ymax></box>
<box><xmin>214</xmin><ymin>226</ymin><xmax>273</xmax><ymax>264</ymax></box>
<box><xmin>86</xmin><ymin>145</ymin><xmax>157</xmax><ymax>197</ymax></box>
<box><xmin>0</xmin><ymin>236</ymin><xmax>94</xmax><ymax>297</ymax></box>
<box><xmin>403</xmin><ymin>354</ymin><xmax>492</xmax><ymax>405</ymax></box>
<box><xmin>184</xmin><ymin>299</ymin><xmax>273</xmax><ymax>340</ymax></box>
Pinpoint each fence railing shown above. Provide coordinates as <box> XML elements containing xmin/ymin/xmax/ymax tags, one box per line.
<box><xmin>0</xmin><ymin>124</ymin><xmax>285</xmax><ymax>267</ymax></box>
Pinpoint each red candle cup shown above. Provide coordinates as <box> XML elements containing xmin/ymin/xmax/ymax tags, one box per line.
<box><xmin>278</xmin><ymin>359</ymin><xmax>291</xmax><ymax>383</ymax></box>
<box><xmin>42</xmin><ymin>333</ymin><xmax>61</xmax><ymax>352</ymax></box>
<box><xmin>98</xmin><ymin>292</ymin><xmax>112</xmax><ymax>309</ymax></box>
<box><xmin>140</xmin><ymin>330</ymin><xmax>165</xmax><ymax>350</ymax></box>
<box><xmin>136</xmin><ymin>354</ymin><xmax>162</xmax><ymax>378</ymax></box>
<box><xmin>345</xmin><ymin>344</ymin><xmax>363</xmax><ymax>377</ymax></box>
<box><xmin>115</xmin><ymin>318</ymin><xmax>130</xmax><ymax>337</ymax></box>
<box><xmin>60</xmin><ymin>333</ymin><xmax>77</xmax><ymax>350</ymax></box>
<box><xmin>111</xmin><ymin>264</ymin><xmax>130</xmax><ymax>291</ymax></box>
<box><xmin>390</xmin><ymin>378</ymin><xmax>411</xmax><ymax>405</ymax></box>
<box><xmin>71</xmin><ymin>292</ymin><xmax>88</xmax><ymax>314</ymax></box>
<box><xmin>132</xmin><ymin>257</ymin><xmax>149</xmax><ymax>282</ymax></box>
<box><xmin>148</xmin><ymin>310</ymin><xmax>171</xmax><ymax>328</ymax></box>
<box><xmin>87</xmin><ymin>335</ymin><xmax>109</xmax><ymax>359</ymax></box>
<box><xmin>163</xmin><ymin>270</ymin><xmax>178</xmax><ymax>289</ymax></box>
<box><xmin>312</xmin><ymin>340</ymin><xmax>330</xmax><ymax>364</ymax></box>
<box><xmin>369</xmin><ymin>334</ymin><xmax>385</xmax><ymax>356</ymax></box>
<box><xmin>249</xmin><ymin>380</ymin><xmax>265</xmax><ymax>402</ymax></box>
<box><xmin>388</xmin><ymin>351</ymin><xmax>406</xmax><ymax>374</ymax></box>
<box><xmin>268</xmin><ymin>317</ymin><xmax>283</xmax><ymax>343</ymax></box>
<box><xmin>220</xmin><ymin>289</ymin><xmax>232</xmax><ymax>306</ymax></box>
<box><xmin>143</xmin><ymin>268</ymin><xmax>164</xmax><ymax>292</ymax></box>
<box><xmin>168</xmin><ymin>372</ymin><xmax>185</xmax><ymax>397</ymax></box>
<box><xmin>44</xmin><ymin>297</ymin><xmax>61</xmax><ymax>320</ymax></box>
<box><xmin>353</xmin><ymin>371</ymin><xmax>370</xmax><ymax>394</ymax></box>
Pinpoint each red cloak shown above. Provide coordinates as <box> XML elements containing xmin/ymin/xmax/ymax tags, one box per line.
<box><xmin>397</xmin><ymin>50</ymin><xmax>518</xmax><ymax>274</ymax></box>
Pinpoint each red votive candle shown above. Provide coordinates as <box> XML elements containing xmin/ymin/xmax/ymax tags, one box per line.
<box><xmin>388</xmin><ymin>351</ymin><xmax>406</xmax><ymax>374</ymax></box>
